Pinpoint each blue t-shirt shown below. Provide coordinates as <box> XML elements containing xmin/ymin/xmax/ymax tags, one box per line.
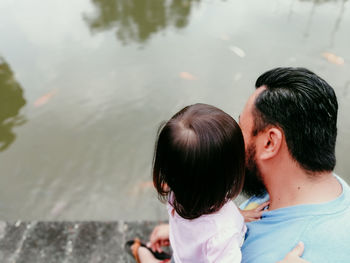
<box><xmin>240</xmin><ymin>175</ymin><xmax>350</xmax><ymax>263</ymax></box>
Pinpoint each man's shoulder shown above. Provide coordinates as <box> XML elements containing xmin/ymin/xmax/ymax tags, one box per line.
<box><xmin>336</xmin><ymin>174</ymin><xmax>350</xmax><ymax>192</ymax></box>
<box><xmin>302</xmin><ymin>174</ymin><xmax>350</xmax><ymax>235</ymax></box>
<box><xmin>241</xmin><ymin>175</ymin><xmax>350</xmax><ymax>263</ymax></box>
<box><xmin>300</xmin><ymin>206</ymin><xmax>350</xmax><ymax>262</ymax></box>
<box><xmin>240</xmin><ymin>174</ymin><xmax>350</xmax><ymax>210</ymax></box>
<box><xmin>289</xmin><ymin>175</ymin><xmax>350</xmax><ymax>262</ymax></box>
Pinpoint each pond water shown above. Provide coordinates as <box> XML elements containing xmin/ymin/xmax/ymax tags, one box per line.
<box><xmin>0</xmin><ymin>0</ymin><xmax>349</xmax><ymax>220</ymax></box>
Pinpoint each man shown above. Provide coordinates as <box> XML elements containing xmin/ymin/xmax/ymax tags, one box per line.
<box><xmin>239</xmin><ymin>67</ymin><xmax>350</xmax><ymax>262</ymax></box>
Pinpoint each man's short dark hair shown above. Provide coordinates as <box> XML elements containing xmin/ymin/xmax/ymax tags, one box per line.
<box><xmin>253</xmin><ymin>67</ymin><xmax>338</xmax><ymax>172</ymax></box>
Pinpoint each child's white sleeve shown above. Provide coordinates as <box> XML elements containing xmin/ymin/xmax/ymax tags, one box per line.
<box><xmin>206</xmin><ymin>230</ymin><xmax>242</xmax><ymax>263</ymax></box>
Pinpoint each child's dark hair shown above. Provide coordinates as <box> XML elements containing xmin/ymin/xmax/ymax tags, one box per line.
<box><xmin>153</xmin><ymin>103</ymin><xmax>245</xmax><ymax>220</ymax></box>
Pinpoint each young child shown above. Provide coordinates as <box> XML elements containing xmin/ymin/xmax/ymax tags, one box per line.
<box><xmin>128</xmin><ymin>103</ymin><xmax>308</xmax><ymax>263</ymax></box>
<box><xmin>152</xmin><ymin>103</ymin><xmax>247</xmax><ymax>262</ymax></box>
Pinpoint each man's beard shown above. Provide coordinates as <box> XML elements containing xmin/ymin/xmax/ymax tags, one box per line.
<box><xmin>242</xmin><ymin>143</ymin><xmax>267</xmax><ymax>197</ymax></box>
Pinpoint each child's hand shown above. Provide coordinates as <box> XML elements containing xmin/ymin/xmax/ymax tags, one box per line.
<box><xmin>147</xmin><ymin>224</ymin><xmax>170</xmax><ymax>253</ymax></box>
<box><xmin>278</xmin><ymin>242</ymin><xmax>310</xmax><ymax>263</ymax></box>
<box><xmin>240</xmin><ymin>201</ymin><xmax>269</xmax><ymax>222</ymax></box>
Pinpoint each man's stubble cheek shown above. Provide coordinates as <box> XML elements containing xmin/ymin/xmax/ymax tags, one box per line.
<box><xmin>242</xmin><ymin>143</ymin><xmax>267</xmax><ymax>197</ymax></box>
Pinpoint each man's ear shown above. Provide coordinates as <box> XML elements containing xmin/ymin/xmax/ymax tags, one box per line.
<box><xmin>259</xmin><ymin>127</ymin><xmax>283</xmax><ymax>160</ymax></box>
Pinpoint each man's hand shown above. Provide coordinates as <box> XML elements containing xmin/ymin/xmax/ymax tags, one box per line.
<box><xmin>278</xmin><ymin>242</ymin><xmax>310</xmax><ymax>263</ymax></box>
<box><xmin>147</xmin><ymin>224</ymin><xmax>170</xmax><ymax>253</ymax></box>
<box><xmin>240</xmin><ymin>201</ymin><xmax>269</xmax><ymax>222</ymax></box>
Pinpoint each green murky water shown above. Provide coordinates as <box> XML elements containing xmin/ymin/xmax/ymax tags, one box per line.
<box><xmin>0</xmin><ymin>0</ymin><xmax>349</xmax><ymax>220</ymax></box>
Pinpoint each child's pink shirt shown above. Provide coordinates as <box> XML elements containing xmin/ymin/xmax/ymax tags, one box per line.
<box><xmin>167</xmin><ymin>201</ymin><xmax>246</xmax><ymax>263</ymax></box>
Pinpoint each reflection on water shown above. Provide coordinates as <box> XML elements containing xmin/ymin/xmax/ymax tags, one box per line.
<box><xmin>84</xmin><ymin>0</ymin><xmax>200</xmax><ymax>44</ymax></box>
<box><xmin>0</xmin><ymin>57</ymin><xmax>26</xmax><ymax>152</ymax></box>
<box><xmin>344</xmin><ymin>81</ymin><xmax>350</xmax><ymax>97</ymax></box>
<box><xmin>329</xmin><ymin>0</ymin><xmax>347</xmax><ymax>47</ymax></box>
<box><xmin>300</xmin><ymin>0</ymin><xmax>338</xmax><ymax>2</ymax></box>
<box><xmin>300</xmin><ymin>0</ymin><xmax>348</xmax><ymax>42</ymax></box>
<box><xmin>0</xmin><ymin>0</ymin><xmax>349</xmax><ymax>220</ymax></box>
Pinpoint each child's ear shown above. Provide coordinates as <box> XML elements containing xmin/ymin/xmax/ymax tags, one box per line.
<box><xmin>259</xmin><ymin>128</ymin><xmax>283</xmax><ymax>160</ymax></box>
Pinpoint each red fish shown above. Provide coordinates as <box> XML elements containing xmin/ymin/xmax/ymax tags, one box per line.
<box><xmin>322</xmin><ymin>52</ymin><xmax>345</xmax><ymax>65</ymax></box>
<box><xmin>34</xmin><ymin>90</ymin><xmax>57</xmax><ymax>107</ymax></box>
<box><xmin>180</xmin><ymin>72</ymin><xmax>198</xmax><ymax>80</ymax></box>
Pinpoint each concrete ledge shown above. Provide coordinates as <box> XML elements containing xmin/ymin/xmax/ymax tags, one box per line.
<box><xmin>0</xmin><ymin>221</ymin><xmax>164</xmax><ymax>263</ymax></box>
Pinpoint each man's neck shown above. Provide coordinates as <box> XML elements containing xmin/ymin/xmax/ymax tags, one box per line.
<box><xmin>266</xmin><ymin>169</ymin><xmax>342</xmax><ymax>211</ymax></box>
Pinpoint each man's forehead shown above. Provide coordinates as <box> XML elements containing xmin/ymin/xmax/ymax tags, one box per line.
<box><xmin>243</xmin><ymin>86</ymin><xmax>266</xmax><ymax>114</ymax></box>
<box><xmin>250</xmin><ymin>86</ymin><xmax>266</xmax><ymax>104</ymax></box>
